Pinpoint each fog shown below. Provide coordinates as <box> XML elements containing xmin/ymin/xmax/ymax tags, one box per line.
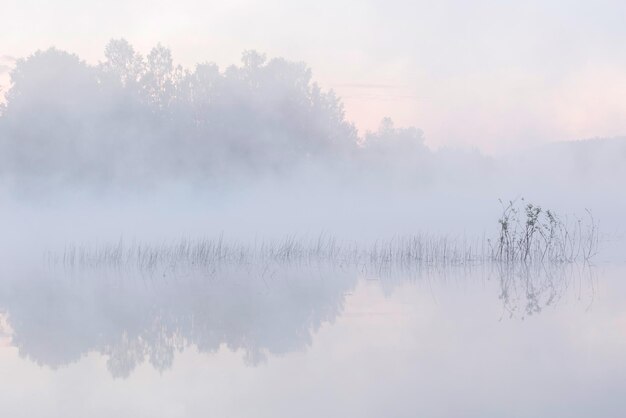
<box><xmin>1</xmin><ymin>38</ymin><xmax>626</xmax><ymax>418</ymax></box>
<box><xmin>0</xmin><ymin>40</ymin><xmax>624</xmax><ymax>254</ymax></box>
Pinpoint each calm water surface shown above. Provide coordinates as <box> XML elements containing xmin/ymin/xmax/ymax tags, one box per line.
<box><xmin>0</xmin><ymin>260</ymin><xmax>624</xmax><ymax>417</ymax></box>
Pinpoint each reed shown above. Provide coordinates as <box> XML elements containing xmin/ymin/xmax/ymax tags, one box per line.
<box><xmin>490</xmin><ymin>199</ymin><xmax>598</xmax><ymax>264</ymax></box>
<box><xmin>50</xmin><ymin>201</ymin><xmax>598</xmax><ymax>273</ymax></box>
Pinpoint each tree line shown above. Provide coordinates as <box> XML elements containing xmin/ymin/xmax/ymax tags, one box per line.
<box><xmin>0</xmin><ymin>39</ymin><xmax>433</xmax><ymax>188</ymax></box>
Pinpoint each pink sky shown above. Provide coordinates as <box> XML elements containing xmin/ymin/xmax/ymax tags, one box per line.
<box><xmin>3</xmin><ymin>0</ymin><xmax>626</xmax><ymax>154</ymax></box>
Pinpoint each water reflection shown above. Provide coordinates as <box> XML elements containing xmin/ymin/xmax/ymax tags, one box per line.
<box><xmin>493</xmin><ymin>262</ymin><xmax>596</xmax><ymax>319</ymax></box>
<box><xmin>0</xmin><ymin>262</ymin><xmax>596</xmax><ymax>378</ymax></box>
<box><xmin>0</xmin><ymin>265</ymin><xmax>355</xmax><ymax>377</ymax></box>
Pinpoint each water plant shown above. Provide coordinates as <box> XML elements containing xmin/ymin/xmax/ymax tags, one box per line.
<box><xmin>491</xmin><ymin>198</ymin><xmax>598</xmax><ymax>264</ymax></box>
<box><xmin>51</xmin><ymin>200</ymin><xmax>598</xmax><ymax>273</ymax></box>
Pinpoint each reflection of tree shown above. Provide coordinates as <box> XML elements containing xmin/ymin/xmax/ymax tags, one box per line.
<box><xmin>494</xmin><ymin>262</ymin><xmax>595</xmax><ymax>319</ymax></box>
<box><xmin>0</xmin><ymin>261</ymin><xmax>597</xmax><ymax>377</ymax></box>
<box><xmin>0</xmin><ymin>266</ymin><xmax>355</xmax><ymax>378</ymax></box>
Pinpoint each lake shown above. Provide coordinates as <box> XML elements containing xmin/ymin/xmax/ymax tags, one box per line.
<box><xmin>1</xmin><ymin>256</ymin><xmax>624</xmax><ymax>417</ymax></box>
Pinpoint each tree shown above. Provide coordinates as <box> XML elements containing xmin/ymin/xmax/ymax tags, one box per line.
<box><xmin>0</xmin><ymin>40</ymin><xmax>370</xmax><ymax>187</ymax></box>
<box><xmin>141</xmin><ymin>43</ymin><xmax>181</xmax><ymax>109</ymax></box>
<box><xmin>100</xmin><ymin>38</ymin><xmax>145</xmax><ymax>87</ymax></box>
<box><xmin>364</xmin><ymin>117</ymin><xmax>426</xmax><ymax>154</ymax></box>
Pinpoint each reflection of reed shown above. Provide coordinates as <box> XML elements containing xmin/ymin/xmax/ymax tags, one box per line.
<box><xmin>493</xmin><ymin>262</ymin><xmax>596</xmax><ymax>320</ymax></box>
<box><xmin>0</xmin><ymin>258</ymin><xmax>599</xmax><ymax>378</ymax></box>
<box><xmin>358</xmin><ymin>260</ymin><xmax>597</xmax><ymax>321</ymax></box>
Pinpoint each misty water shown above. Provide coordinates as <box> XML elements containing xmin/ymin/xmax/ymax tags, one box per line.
<box><xmin>2</xmin><ymin>39</ymin><xmax>626</xmax><ymax>417</ymax></box>
<box><xmin>1</xmin><ymin>217</ymin><xmax>625</xmax><ymax>417</ymax></box>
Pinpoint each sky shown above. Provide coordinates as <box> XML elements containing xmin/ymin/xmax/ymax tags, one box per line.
<box><xmin>2</xmin><ymin>0</ymin><xmax>626</xmax><ymax>153</ymax></box>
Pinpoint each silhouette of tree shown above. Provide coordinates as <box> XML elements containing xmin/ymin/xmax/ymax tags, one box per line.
<box><xmin>0</xmin><ymin>40</ymin><xmax>436</xmax><ymax>189</ymax></box>
<box><xmin>141</xmin><ymin>43</ymin><xmax>182</xmax><ymax>110</ymax></box>
<box><xmin>0</xmin><ymin>48</ymin><xmax>105</xmax><ymax>181</ymax></box>
<box><xmin>364</xmin><ymin>117</ymin><xmax>426</xmax><ymax>154</ymax></box>
<box><xmin>100</xmin><ymin>38</ymin><xmax>145</xmax><ymax>88</ymax></box>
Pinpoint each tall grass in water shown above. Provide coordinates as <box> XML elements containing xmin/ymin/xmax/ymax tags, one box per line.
<box><xmin>491</xmin><ymin>199</ymin><xmax>598</xmax><ymax>264</ymax></box>
<box><xmin>52</xmin><ymin>201</ymin><xmax>598</xmax><ymax>272</ymax></box>
<box><xmin>53</xmin><ymin>234</ymin><xmax>488</xmax><ymax>273</ymax></box>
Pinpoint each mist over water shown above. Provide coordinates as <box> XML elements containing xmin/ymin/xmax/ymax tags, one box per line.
<box><xmin>1</xmin><ymin>41</ymin><xmax>625</xmax><ymax>242</ymax></box>
<box><xmin>1</xmin><ymin>39</ymin><xmax>625</xmax><ymax>418</ymax></box>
